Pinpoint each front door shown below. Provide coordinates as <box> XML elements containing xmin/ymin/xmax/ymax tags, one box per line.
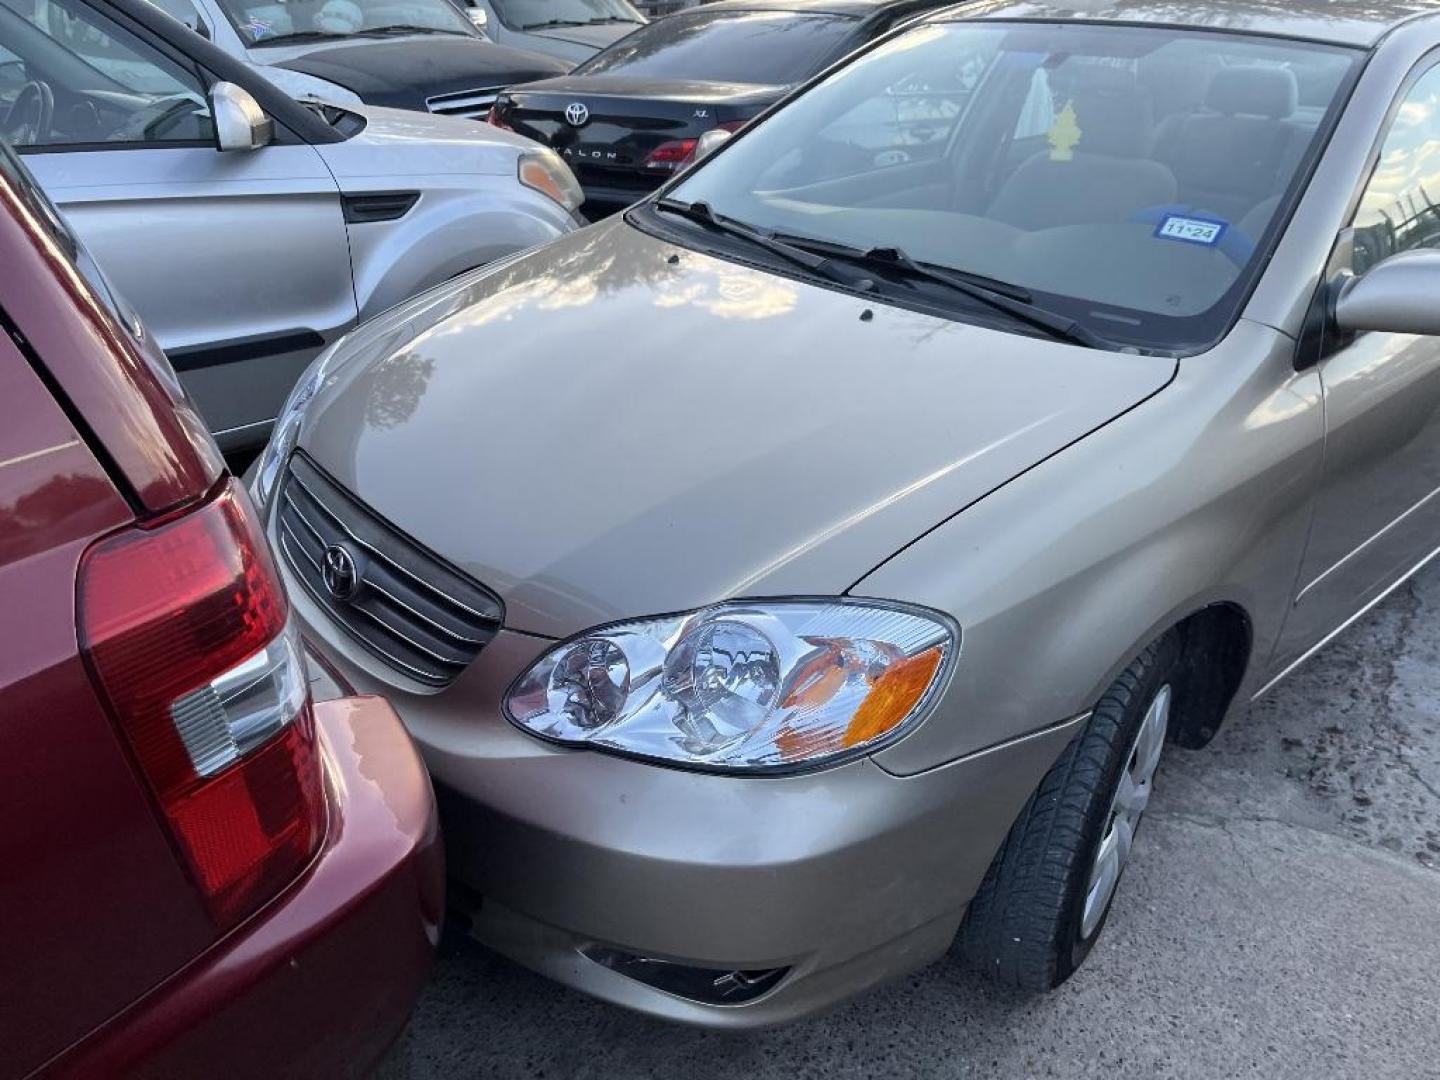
<box><xmin>1</xmin><ymin>0</ymin><xmax>357</xmax><ymax>449</ymax></box>
<box><xmin>1273</xmin><ymin>58</ymin><xmax>1440</xmax><ymax>673</ymax></box>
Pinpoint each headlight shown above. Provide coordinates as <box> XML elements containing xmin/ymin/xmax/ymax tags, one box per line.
<box><xmin>505</xmin><ymin>599</ymin><xmax>956</xmax><ymax>773</ymax></box>
<box><xmin>249</xmin><ymin>262</ymin><xmax>523</xmax><ymax>513</ymax></box>
<box><xmin>248</xmin><ymin>348</ymin><xmax>333</xmax><ymax>513</ymax></box>
<box><xmin>518</xmin><ymin>148</ymin><xmax>584</xmax><ymax>213</ymax></box>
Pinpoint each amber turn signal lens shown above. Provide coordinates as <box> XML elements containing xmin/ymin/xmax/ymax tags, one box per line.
<box><xmin>520</xmin><ymin>157</ymin><xmax>565</xmax><ymax>204</ymax></box>
<box><xmin>845</xmin><ymin>646</ymin><xmax>945</xmax><ymax>747</ymax></box>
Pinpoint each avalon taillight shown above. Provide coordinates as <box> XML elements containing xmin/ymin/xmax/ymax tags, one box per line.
<box><xmin>641</xmin><ymin>137</ymin><xmax>698</xmax><ymax>174</ymax></box>
<box><xmin>78</xmin><ymin>481</ymin><xmax>325</xmax><ymax>930</ymax></box>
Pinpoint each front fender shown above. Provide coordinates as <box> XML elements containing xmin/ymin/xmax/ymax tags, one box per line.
<box><xmin>348</xmin><ymin>185</ymin><xmax>580</xmax><ymax>319</ymax></box>
<box><xmin>856</xmin><ymin>321</ymin><xmax>1323</xmax><ymax>777</ymax></box>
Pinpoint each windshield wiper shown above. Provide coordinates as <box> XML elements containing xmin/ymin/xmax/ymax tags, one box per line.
<box><xmin>250</xmin><ymin>29</ymin><xmax>346</xmax><ymax>44</ymax></box>
<box><xmin>585</xmin><ymin>15</ymin><xmax>640</xmax><ymax>23</ymax></box>
<box><xmin>775</xmin><ymin>236</ymin><xmax>1117</xmax><ymax>350</ymax></box>
<box><xmin>354</xmin><ymin>23</ymin><xmax>470</xmax><ymax>36</ymax></box>
<box><xmin>521</xmin><ymin>17</ymin><xmax>589</xmax><ymax>28</ymax></box>
<box><xmin>654</xmin><ymin>199</ymin><xmax>868</xmax><ymax>289</ymax></box>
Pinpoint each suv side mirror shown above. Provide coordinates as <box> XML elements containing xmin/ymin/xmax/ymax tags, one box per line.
<box><xmin>1333</xmin><ymin>250</ymin><xmax>1440</xmax><ymax>337</ymax></box>
<box><xmin>212</xmin><ymin>82</ymin><xmax>273</xmax><ymax>152</ymax></box>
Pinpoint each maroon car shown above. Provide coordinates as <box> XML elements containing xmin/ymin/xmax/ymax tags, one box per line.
<box><xmin>0</xmin><ymin>140</ymin><xmax>442</xmax><ymax>1079</ymax></box>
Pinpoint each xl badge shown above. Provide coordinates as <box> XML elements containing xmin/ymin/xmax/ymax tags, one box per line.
<box><xmin>564</xmin><ymin>102</ymin><xmax>590</xmax><ymax>126</ymax></box>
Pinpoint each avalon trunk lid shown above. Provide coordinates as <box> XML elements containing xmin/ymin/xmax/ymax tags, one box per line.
<box><xmin>299</xmin><ymin>218</ymin><xmax>1177</xmax><ymax>639</ymax></box>
<box><xmin>497</xmin><ymin>75</ymin><xmax>779</xmax><ymax>197</ymax></box>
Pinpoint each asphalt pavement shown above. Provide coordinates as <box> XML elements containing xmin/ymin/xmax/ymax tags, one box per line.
<box><xmin>377</xmin><ymin>566</ymin><xmax>1440</xmax><ymax>1080</ymax></box>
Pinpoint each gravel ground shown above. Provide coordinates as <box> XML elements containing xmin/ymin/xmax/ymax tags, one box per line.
<box><xmin>377</xmin><ymin>567</ymin><xmax>1440</xmax><ymax>1080</ymax></box>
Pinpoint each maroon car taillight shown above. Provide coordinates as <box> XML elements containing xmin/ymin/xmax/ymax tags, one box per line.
<box><xmin>78</xmin><ymin>480</ymin><xmax>325</xmax><ymax>930</ymax></box>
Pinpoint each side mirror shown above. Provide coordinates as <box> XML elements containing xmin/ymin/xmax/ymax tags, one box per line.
<box><xmin>691</xmin><ymin>127</ymin><xmax>734</xmax><ymax>163</ymax></box>
<box><xmin>212</xmin><ymin>81</ymin><xmax>272</xmax><ymax>152</ymax></box>
<box><xmin>467</xmin><ymin>4</ymin><xmax>489</xmax><ymax>33</ymax></box>
<box><xmin>1333</xmin><ymin>250</ymin><xmax>1440</xmax><ymax>337</ymax></box>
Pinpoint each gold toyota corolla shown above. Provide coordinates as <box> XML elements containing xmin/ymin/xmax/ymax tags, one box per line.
<box><xmin>252</xmin><ymin>0</ymin><xmax>1440</xmax><ymax>1025</ymax></box>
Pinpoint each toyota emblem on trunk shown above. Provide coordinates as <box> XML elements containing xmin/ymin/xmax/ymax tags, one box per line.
<box><xmin>321</xmin><ymin>544</ymin><xmax>360</xmax><ymax>601</ymax></box>
<box><xmin>564</xmin><ymin>102</ymin><xmax>589</xmax><ymax>126</ymax></box>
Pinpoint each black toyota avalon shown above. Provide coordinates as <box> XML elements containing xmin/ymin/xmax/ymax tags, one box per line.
<box><xmin>487</xmin><ymin>0</ymin><xmax>959</xmax><ymax>214</ymax></box>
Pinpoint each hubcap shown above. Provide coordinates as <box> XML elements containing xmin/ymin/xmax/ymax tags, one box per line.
<box><xmin>1080</xmin><ymin>684</ymin><xmax>1171</xmax><ymax>939</ymax></box>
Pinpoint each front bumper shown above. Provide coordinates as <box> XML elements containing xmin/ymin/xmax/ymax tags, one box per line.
<box><xmin>293</xmin><ymin>594</ymin><xmax>1082</xmax><ymax>1027</ymax></box>
<box><xmin>49</xmin><ymin>696</ymin><xmax>443</xmax><ymax>1078</ymax></box>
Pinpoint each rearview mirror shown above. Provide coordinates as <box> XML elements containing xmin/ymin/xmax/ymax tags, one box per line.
<box><xmin>1334</xmin><ymin>250</ymin><xmax>1440</xmax><ymax>337</ymax></box>
<box><xmin>691</xmin><ymin>127</ymin><xmax>733</xmax><ymax>164</ymax></box>
<box><xmin>212</xmin><ymin>81</ymin><xmax>272</xmax><ymax>152</ymax></box>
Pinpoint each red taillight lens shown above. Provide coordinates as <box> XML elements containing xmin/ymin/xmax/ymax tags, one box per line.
<box><xmin>486</xmin><ymin>104</ymin><xmax>511</xmax><ymax>130</ymax></box>
<box><xmin>79</xmin><ymin>481</ymin><xmax>324</xmax><ymax>929</ymax></box>
<box><xmin>641</xmin><ymin>137</ymin><xmax>698</xmax><ymax>174</ymax></box>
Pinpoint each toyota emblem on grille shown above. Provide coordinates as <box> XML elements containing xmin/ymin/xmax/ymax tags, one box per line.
<box><xmin>321</xmin><ymin>544</ymin><xmax>360</xmax><ymax>601</ymax></box>
<box><xmin>564</xmin><ymin>101</ymin><xmax>589</xmax><ymax>127</ymax></box>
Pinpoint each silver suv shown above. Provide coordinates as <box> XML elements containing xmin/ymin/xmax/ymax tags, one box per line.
<box><xmin>1</xmin><ymin>0</ymin><xmax>582</xmax><ymax>448</ymax></box>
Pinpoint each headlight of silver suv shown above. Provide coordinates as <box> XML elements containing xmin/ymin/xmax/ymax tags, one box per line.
<box><xmin>518</xmin><ymin>148</ymin><xmax>584</xmax><ymax>214</ymax></box>
<box><xmin>505</xmin><ymin>599</ymin><xmax>956</xmax><ymax>773</ymax></box>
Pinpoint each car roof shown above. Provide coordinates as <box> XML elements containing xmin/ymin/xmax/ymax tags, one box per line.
<box><xmin>928</xmin><ymin>0</ymin><xmax>1439</xmax><ymax>48</ymax></box>
<box><xmin>698</xmin><ymin>0</ymin><xmax>921</xmax><ymax>18</ymax></box>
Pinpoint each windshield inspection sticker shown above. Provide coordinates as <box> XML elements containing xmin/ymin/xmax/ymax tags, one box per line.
<box><xmin>1155</xmin><ymin>215</ymin><xmax>1228</xmax><ymax>247</ymax></box>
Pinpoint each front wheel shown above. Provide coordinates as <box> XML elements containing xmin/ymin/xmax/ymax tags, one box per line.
<box><xmin>957</xmin><ymin>635</ymin><xmax>1179</xmax><ymax>990</ymax></box>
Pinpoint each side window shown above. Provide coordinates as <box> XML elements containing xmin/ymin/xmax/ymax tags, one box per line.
<box><xmin>1352</xmin><ymin>62</ymin><xmax>1440</xmax><ymax>274</ymax></box>
<box><xmin>0</xmin><ymin>0</ymin><xmax>214</xmax><ymax>149</ymax></box>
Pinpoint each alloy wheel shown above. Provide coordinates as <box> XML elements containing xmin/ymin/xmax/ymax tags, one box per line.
<box><xmin>1080</xmin><ymin>683</ymin><xmax>1171</xmax><ymax>939</ymax></box>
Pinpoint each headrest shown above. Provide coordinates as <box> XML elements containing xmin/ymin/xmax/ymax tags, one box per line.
<box><xmin>1206</xmin><ymin>66</ymin><xmax>1299</xmax><ymax>119</ymax></box>
<box><xmin>1068</xmin><ymin>85</ymin><xmax>1154</xmax><ymax>158</ymax></box>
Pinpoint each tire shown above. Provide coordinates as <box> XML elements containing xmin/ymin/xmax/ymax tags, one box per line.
<box><xmin>957</xmin><ymin>634</ymin><xmax>1181</xmax><ymax>991</ymax></box>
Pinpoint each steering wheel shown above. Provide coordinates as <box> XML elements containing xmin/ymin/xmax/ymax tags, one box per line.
<box><xmin>6</xmin><ymin>80</ymin><xmax>54</xmax><ymax>146</ymax></box>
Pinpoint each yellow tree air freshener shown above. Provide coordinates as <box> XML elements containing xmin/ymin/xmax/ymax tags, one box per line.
<box><xmin>1048</xmin><ymin>101</ymin><xmax>1081</xmax><ymax>162</ymax></box>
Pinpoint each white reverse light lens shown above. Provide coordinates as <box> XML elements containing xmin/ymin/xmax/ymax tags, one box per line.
<box><xmin>169</xmin><ymin>621</ymin><xmax>309</xmax><ymax>777</ymax></box>
<box><xmin>505</xmin><ymin>600</ymin><xmax>956</xmax><ymax>773</ymax></box>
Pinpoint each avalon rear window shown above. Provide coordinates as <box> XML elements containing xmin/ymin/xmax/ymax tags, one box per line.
<box><xmin>576</xmin><ymin>10</ymin><xmax>856</xmax><ymax>85</ymax></box>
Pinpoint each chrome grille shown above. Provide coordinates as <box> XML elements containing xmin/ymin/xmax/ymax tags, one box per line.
<box><xmin>277</xmin><ymin>452</ymin><xmax>502</xmax><ymax>687</ymax></box>
<box><xmin>425</xmin><ymin>86</ymin><xmax>501</xmax><ymax>120</ymax></box>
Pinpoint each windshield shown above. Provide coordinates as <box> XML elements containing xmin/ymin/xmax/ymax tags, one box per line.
<box><xmin>665</xmin><ymin>21</ymin><xmax>1360</xmax><ymax>352</ymax></box>
<box><xmin>493</xmin><ymin>0</ymin><xmax>641</xmax><ymax>31</ymax></box>
<box><xmin>221</xmin><ymin>0</ymin><xmax>476</xmax><ymax>45</ymax></box>
<box><xmin>576</xmin><ymin>10</ymin><xmax>856</xmax><ymax>85</ymax></box>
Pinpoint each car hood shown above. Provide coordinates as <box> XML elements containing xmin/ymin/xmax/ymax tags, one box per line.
<box><xmin>526</xmin><ymin>21</ymin><xmax>638</xmax><ymax>49</ymax></box>
<box><xmin>268</xmin><ymin>36</ymin><xmax>569</xmax><ymax>110</ymax></box>
<box><xmin>298</xmin><ymin>218</ymin><xmax>1176</xmax><ymax>638</ymax></box>
<box><xmin>310</xmin><ymin>102</ymin><xmax>535</xmax><ymax>179</ymax></box>
<box><xmin>505</xmin><ymin>72</ymin><xmax>785</xmax><ymax>106</ymax></box>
